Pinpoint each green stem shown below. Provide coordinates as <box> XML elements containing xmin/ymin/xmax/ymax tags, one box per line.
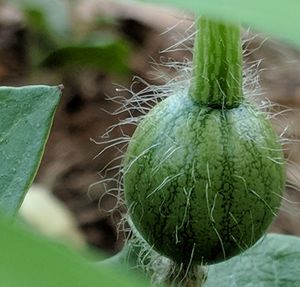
<box><xmin>189</xmin><ymin>16</ymin><xmax>243</xmax><ymax>108</ymax></box>
<box><xmin>166</xmin><ymin>263</ymin><xmax>207</xmax><ymax>287</ymax></box>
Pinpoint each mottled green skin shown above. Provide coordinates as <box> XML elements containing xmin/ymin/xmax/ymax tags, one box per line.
<box><xmin>124</xmin><ymin>92</ymin><xmax>285</xmax><ymax>265</ymax></box>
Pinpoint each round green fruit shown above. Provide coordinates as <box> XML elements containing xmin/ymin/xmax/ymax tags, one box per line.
<box><xmin>124</xmin><ymin>92</ymin><xmax>285</xmax><ymax>264</ymax></box>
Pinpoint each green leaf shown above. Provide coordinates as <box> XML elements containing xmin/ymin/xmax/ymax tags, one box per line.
<box><xmin>205</xmin><ymin>234</ymin><xmax>300</xmax><ymax>287</ymax></box>
<box><xmin>105</xmin><ymin>235</ymin><xmax>300</xmax><ymax>286</ymax></box>
<box><xmin>0</xmin><ymin>217</ymin><xmax>149</xmax><ymax>287</ymax></box>
<box><xmin>0</xmin><ymin>85</ymin><xmax>62</xmax><ymax>217</ymax></box>
<box><xmin>41</xmin><ymin>41</ymin><xmax>130</xmax><ymax>75</ymax></box>
<box><xmin>138</xmin><ymin>0</ymin><xmax>300</xmax><ymax>47</ymax></box>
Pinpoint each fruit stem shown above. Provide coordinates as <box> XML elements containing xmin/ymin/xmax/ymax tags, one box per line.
<box><xmin>189</xmin><ymin>16</ymin><xmax>243</xmax><ymax>108</ymax></box>
<box><xmin>166</xmin><ymin>263</ymin><xmax>207</xmax><ymax>287</ymax></box>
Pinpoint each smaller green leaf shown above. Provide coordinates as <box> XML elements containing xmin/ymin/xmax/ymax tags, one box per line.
<box><xmin>41</xmin><ymin>41</ymin><xmax>130</xmax><ymax>76</ymax></box>
<box><xmin>0</xmin><ymin>217</ymin><xmax>150</xmax><ymax>287</ymax></box>
<box><xmin>205</xmin><ymin>234</ymin><xmax>300</xmax><ymax>287</ymax></box>
<box><xmin>0</xmin><ymin>85</ymin><xmax>62</xmax><ymax>217</ymax></box>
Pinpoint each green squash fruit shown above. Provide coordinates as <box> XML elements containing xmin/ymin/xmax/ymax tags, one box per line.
<box><xmin>123</xmin><ymin>92</ymin><xmax>284</xmax><ymax>264</ymax></box>
<box><xmin>123</xmin><ymin>17</ymin><xmax>285</xmax><ymax>266</ymax></box>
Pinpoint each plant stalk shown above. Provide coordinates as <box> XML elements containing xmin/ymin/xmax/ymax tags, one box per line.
<box><xmin>189</xmin><ymin>16</ymin><xmax>243</xmax><ymax>108</ymax></box>
<box><xmin>166</xmin><ymin>263</ymin><xmax>207</xmax><ymax>287</ymax></box>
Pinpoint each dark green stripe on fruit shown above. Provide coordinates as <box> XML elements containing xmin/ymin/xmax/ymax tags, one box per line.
<box><xmin>189</xmin><ymin>17</ymin><xmax>243</xmax><ymax>108</ymax></box>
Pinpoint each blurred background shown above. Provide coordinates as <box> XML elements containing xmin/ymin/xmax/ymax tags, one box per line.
<box><xmin>1</xmin><ymin>0</ymin><xmax>300</xmax><ymax>257</ymax></box>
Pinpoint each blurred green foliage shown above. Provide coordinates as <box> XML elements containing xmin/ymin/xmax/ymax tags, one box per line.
<box><xmin>11</xmin><ymin>0</ymin><xmax>71</xmax><ymax>37</ymax></box>
<box><xmin>41</xmin><ymin>41</ymin><xmax>130</xmax><ymax>75</ymax></box>
<box><xmin>0</xmin><ymin>216</ymin><xmax>150</xmax><ymax>287</ymax></box>
<box><xmin>10</xmin><ymin>0</ymin><xmax>130</xmax><ymax>75</ymax></box>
